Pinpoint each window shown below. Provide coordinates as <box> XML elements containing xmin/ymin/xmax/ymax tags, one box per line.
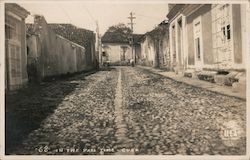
<box><xmin>226</xmin><ymin>24</ymin><xmax>230</xmax><ymax>40</ymax></box>
<box><xmin>221</xmin><ymin>24</ymin><xmax>231</xmax><ymax>41</ymax></box>
<box><xmin>195</xmin><ymin>38</ymin><xmax>201</xmax><ymax>60</ymax></box>
<box><xmin>178</xmin><ymin>20</ymin><xmax>182</xmax><ymax>28</ymax></box>
<box><xmin>5</xmin><ymin>25</ymin><xmax>11</xmax><ymax>39</ymax></box>
<box><xmin>173</xmin><ymin>53</ymin><xmax>176</xmax><ymax>59</ymax></box>
<box><xmin>195</xmin><ymin>21</ymin><xmax>200</xmax><ymax>27</ymax></box>
<box><xmin>120</xmin><ymin>46</ymin><xmax>128</xmax><ymax>61</ymax></box>
<box><xmin>222</xmin><ymin>26</ymin><xmax>226</xmax><ymax>37</ymax></box>
<box><xmin>5</xmin><ymin>17</ymin><xmax>21</xmax><ymax>41</ymax></box>
<box><xmin>172</xmin><ymin>25</ymin><xmax>176</xmax><ymax>61</ymax></box>
<box><xmin>102</xmin><ymin>52</ymin><xmax>106</xmax><ymax>57</ymax></box>
<box><xmin>10</xmin><ymin>44</ymin><xmax>21</xmax><ymax>77</ymax></box>
<box><xmin>5</xmin><ymin>24</ymin><xmax>19</xmax><ymax>40</ymax></box>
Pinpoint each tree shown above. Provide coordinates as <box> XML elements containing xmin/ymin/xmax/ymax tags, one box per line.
<box><xmin>106</xmin><ymin>23</ymin><xmax>132</xmax><ymax>35</ymax></box>
<box><xmin>102</xmin><ymin>23</ymin><xmax>132</xmax><ymax>43</ymax></box>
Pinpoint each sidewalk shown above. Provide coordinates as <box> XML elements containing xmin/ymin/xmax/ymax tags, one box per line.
<box><xmin>138</xmin><ymin>66</ymin><xmax>246</xmax><ymax>100</ymax></box>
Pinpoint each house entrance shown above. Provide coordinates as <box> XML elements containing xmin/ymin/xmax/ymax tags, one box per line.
<box><xmin>193</xmin><ymin>16</ymin><xmax>203</xmax><ymax>69</ymax></box>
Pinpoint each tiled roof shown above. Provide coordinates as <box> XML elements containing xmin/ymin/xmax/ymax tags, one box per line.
<box><xmin>5</xmin><ymin>3</ymin><xmax>30</xmax><ymax>18</ymax></box>
<box><xmin>141</xmin><ymin>23</ymin><xmax>169</xmax><ymax>41</ymax></box>
<box><xmin>101</xmin><ymin>32</ymin><xmax>144</xmax><ymax>44</ymax></box>
<box><xmin>166</xmin><ymin>4</ymin><xmax>185</xmax><ymax>20</ymax></box>
<box><xmin>48</xmin><ymin>24</ymin><xmax>95</xmax><ymax>49</ymax></box>
<box><xmin>26</xmin><ymin>23</ymin><xmax>95</xmax><ymax>49</ymax></box>
<box><xmin>132</xmin><ymin>34</ymin><xmax>144</xmax><ymax>44</ymax></box>
<box><xmin>101</xmin><ymin>31</ymin><xmax>130</xmax><ymax>44</ymax></box>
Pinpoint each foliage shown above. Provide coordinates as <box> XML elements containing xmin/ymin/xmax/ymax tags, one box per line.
<box><xmin>106</xmin><ymin>23</ymin><xmax>132</xmax><ymax>35</ymax></box>
<box><xmin>102</xmin><ymin>23</ymin><xmax>132</xmax><ymax>43</ymax></box>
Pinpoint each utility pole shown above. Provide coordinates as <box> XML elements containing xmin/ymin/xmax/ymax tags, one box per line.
<box><xmin>128</xmin><ymin>12</ymin><xmax>135</xmax><ymax>32</ymax></box>
<box><xmin>128</xmin><ymin>12</ymin><xmax>136</xmax><ymax>63</ymax></box>
<box><xmin>95</xmin><ymin>21</ymin><xmax>102</xmax><ymax>68</ymax></box>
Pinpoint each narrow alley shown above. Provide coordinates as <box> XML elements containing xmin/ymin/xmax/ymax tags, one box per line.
<box><xmin>6</xmin><ymin>67</ymin><xmax>246</xmax><ymax>155</ymax></box>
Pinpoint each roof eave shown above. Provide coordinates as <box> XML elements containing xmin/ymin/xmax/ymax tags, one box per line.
<box><xmin>5</xmin><ymin>3</ymin><xmax>30</xmax><ymax>19</ymax></box>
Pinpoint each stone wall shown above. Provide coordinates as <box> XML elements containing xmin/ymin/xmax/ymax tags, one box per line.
<box><xmin>139</xmin><ymin>24</ymin><xmax>170</xmax><ymax>69</ymax></box>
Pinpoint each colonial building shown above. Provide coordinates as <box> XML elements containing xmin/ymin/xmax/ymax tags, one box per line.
<box><xmin>101</xmin><ymin>31</ymin><xmax>133</xmax><ymax>65</ymax></box>
<box><xmin>139</xmin><ymin>22</ymin><xmax>170</xmax><ymax>69</ymax></box>
<box><xmin>167</xmin><ymin>4</ymin><xmax>247</xmax><ymax>73</ymax></box>
<box><xmin>5</xmin><ymin>3</ymin><xmax>30</xmax><ymax>91</ymax></box>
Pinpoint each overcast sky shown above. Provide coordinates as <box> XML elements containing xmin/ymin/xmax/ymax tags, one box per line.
<box><xmin>18</xmin><ymin>2</ymin><xmax>169</xmax><ymax>34</ymax></box>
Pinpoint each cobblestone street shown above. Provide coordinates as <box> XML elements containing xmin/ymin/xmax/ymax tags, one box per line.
<box><xmin>6</xmin><ymin>66</ymin><xmax>246</xmax><ymax>155</ymax></box>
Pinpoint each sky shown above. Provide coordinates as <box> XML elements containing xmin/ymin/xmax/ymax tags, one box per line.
<box><xmin>18</xmin><ymin>2</ymin><xmax>169</xmax><ymax>35</ymax></box>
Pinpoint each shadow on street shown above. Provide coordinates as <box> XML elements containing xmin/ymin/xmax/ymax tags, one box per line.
<box><xmin>5</xmin><ymin>71</ymin><xmax>96</xmax><ymax>154</ymax></box>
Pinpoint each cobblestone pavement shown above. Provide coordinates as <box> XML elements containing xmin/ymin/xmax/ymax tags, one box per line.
<box><xmin>7</xmin><ymin>66</ymin><xmax>246</xmax><ymax>155</ymax></box>
<box><xmin>121</xmin><ymin>67</ymin><xmax>246</xmax><ymax>155</ymax></box>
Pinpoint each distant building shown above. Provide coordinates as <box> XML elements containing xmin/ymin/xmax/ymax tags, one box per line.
<box><xmin>5</xmin><ymin>3</ymin><xmax>30</xmax><ymax>91</ymax></box>
<box><xmin>132</xmin><ymin>34</ymin><xmax>144</xmax><ymax>64</ymax></box>
<box><xmin>101</xmin><ymin>31</ymin><xmax>132</xmax><ymax>65</ymax></box>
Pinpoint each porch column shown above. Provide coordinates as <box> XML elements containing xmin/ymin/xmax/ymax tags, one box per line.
<box><xmin>182</xmin><ymin>15</ymin><xmax>188</xmax><ymax>70</ymax></box>
<box><xmin>169</xmin><ymin>22</ymin><xmax>174</xmax><ymax>70</ymax></box>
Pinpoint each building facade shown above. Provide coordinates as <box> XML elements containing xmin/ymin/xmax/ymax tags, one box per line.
<box><xmin>5</xmin><ymin>3</ymin><xmax>30</xmax><ymax>91</ymax></box>
<box><xmin>101</xmin><ymin>32</ymin><xmax>133</xmax><ymax>65</ymax></box>
<box><xmin>167</xmin><ymin>4</ymin><xmax>247</xmax><ymax>74</ymax></box>
<box><xmin>102</xmin><ymin>43</ymin><xmax>132</xmax><ymax>65</ymax></box>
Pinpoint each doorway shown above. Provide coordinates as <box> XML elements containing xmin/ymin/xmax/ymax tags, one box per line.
<box><xmin>193</xmin><ymin>16</ymin><xmax>203</xmax><ymax>69</ymax></box>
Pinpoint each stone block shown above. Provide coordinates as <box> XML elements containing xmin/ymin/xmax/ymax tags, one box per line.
<box><xmin>235</xmin><ymin>72</ymin><xmax>246</xmax><ymax>83</ymax></box>
<box><xmin>214</xmin><ymin>75</ymin><xmax>227</xmax><ymax>85</ymax></box>
<box><xmin>184</xmin><ymin>72</ymin><xmax>192</xmax><ymax>78</ymax></box>
<box><xmin>232</xmin><ymin>81</ymin><xmax>246</xmax><ymax>93</ymax></box>
<box><xmin>196</xmin><ymin>71</ymin><xmax>217</xmax><ymax>83</ymax></box>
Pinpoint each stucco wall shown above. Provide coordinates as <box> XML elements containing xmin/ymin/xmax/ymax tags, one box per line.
<box><xmin>27</xmin><ymin>16</ymin><xmax>96</xmax><ymax>80</ymax></box>
<box><xmin>20</xmin><ymin>19</ymin><xmax>28</xmax><ymax>83</ymax></box>
<box><xmin>160</xmin><ymin>30</ymin><xmax>170</xmax><ymax>68</ymax></box>
<box><xmin>186</xmin><ymin>18</ymin><xmax>194</xmax><ymax>65</ymax></box>
<box><xmin>140</xmin><ymin>33</ymin><xmax>170</xmax><ymax>68</ymax></box>
<box><xmin>240</xmin><ymin>4</ymin><xmax>247</xmax><ymax>68</ymax></box>
<box><xmin>140</xmin><ymin>37</ymin><xmax>155</xmax><ymax>66</ymax></box>
<box><xmin>232</xmin><ymin>4</ymin><xmax>242</xmax><ymax>64</ymax></box>
<box><xmin>201</xmin><ymin>5</ymin><xmax>213</xmax><ymax>65</ymax></box>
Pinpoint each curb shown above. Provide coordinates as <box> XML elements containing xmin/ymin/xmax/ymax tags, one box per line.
<box><xmin>137</xmin><ymin>66</ymin><xmax>246</xmax><ymax>100</ymax></box>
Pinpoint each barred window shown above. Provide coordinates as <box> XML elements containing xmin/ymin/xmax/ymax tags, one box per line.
<box><xmin>5</xmin><ymin>16</ymin><xmax>21</xmax><ymax>42</ymax></box>
<box><xmin>221</xmin><ymin>24</ymin><xmax>230</xmax><ymax>41</ymax></box>
<box><xmin>226</xmin><ymin>24</ymin><xmax>231</xmax><ymax>40</ymax></box>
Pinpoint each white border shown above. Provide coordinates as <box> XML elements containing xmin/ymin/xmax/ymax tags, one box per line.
<box><xmin>0</xmin><ymin>0</ymin><xmax>5</xmax><ymax>159</ymax></box>
<box><xmin>0</xmin><ymin>0</ymin><xmax>250</xmax><ymax>4</ymax></box>
<box><xmin>1</xmin><ymin>0</ymin><xmax>249</xmax><ymax>160</ymax></box>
